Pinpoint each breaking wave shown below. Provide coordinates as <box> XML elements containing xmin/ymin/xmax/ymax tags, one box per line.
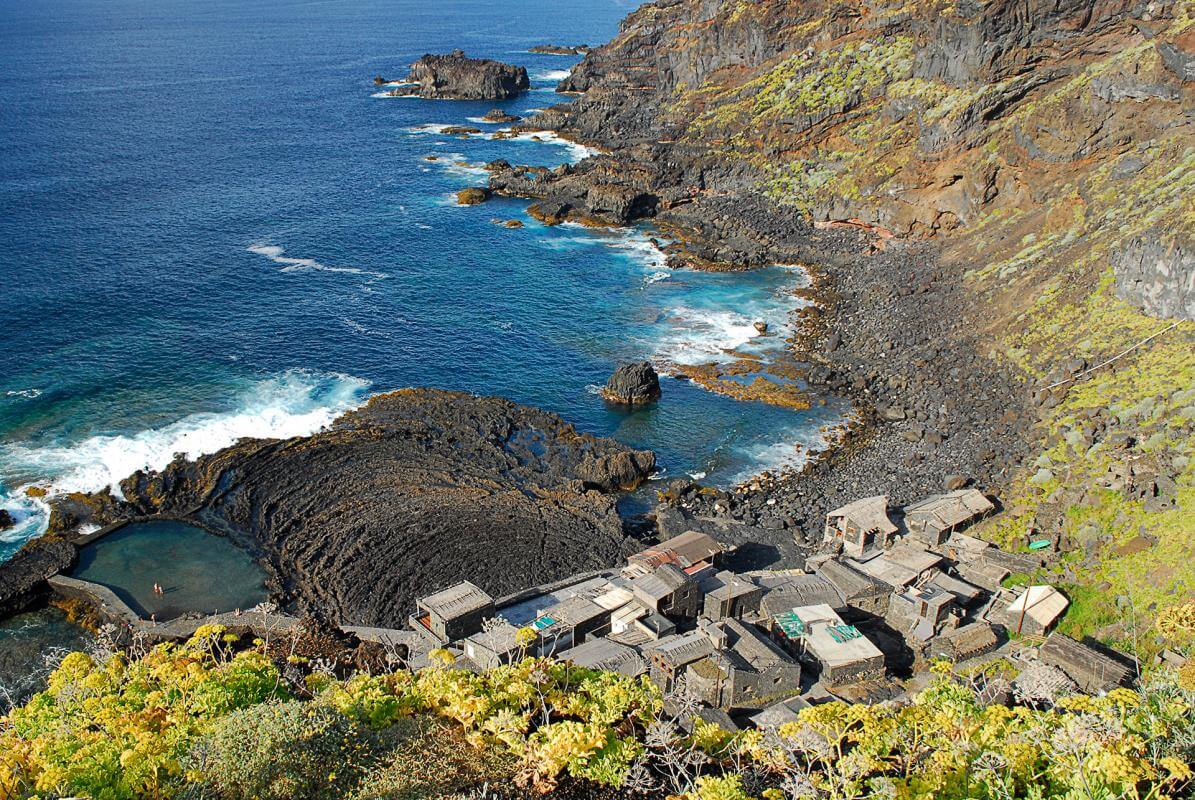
<box><xmin>0</xmin><ymin>370</ymin><xmax>372</xmax><ymax>542</ymax></box>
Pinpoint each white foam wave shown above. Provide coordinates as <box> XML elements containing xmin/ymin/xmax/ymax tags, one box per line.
<box><xmin>0</xmin><ymin>370</ymin><xmax>371</xmax><ymax>530</ymax></box>
<box><xmin>371</xmin><ymin>91</ymin><xmax>419</xmax><ymax>99</ymax></box>
<box><xmin>500</xmin><ymin>130</ymin><xmax>602</xmax><ymax>163</ymax></box>
<box><xmin>5</xmin><ymin>389</ymin><xmax>42</xmax><ymax>400</ymax></box>
<box><xmin>247</xmin><ymin>244</ymin><xmax>388</xmax><ymax>279</ymax></box>
<box><xmin>532</xmin><ymin>68</ymin><xmax>571</xmax><ymax>82</ymax></box>
<box><xmin>654</xmin><ymin>308</ymin><xmax>764</xmax><ymax>366</ymax></box>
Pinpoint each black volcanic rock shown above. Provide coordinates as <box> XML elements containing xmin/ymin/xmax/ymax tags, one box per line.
<box><xmin>108</xmin><ymin>389</ymin><xmax>653</xmax><ymax>628</ymax></box>
<box><xmin>529</xmin><ymin>44</ymin><xmax>589</xmax><ymax>55</ymax></box>
<box><xmin>0</xmin><ymin>509</ymin><xmax>13</xmax><ymax>531</ymax></box>
<box><xmin>0</xmin><ymin>537</ymin><xmax>75</xmax><ymax>618</ymax></box>
<box><xmin>602</xmin><ymin>361</ymin><xmax>661</xmax><ymax>407</ymax></box>
<box><xmin>405</xmin><ymin>50</ymin><xmax>530</xmax><ymax>100</ymax></box>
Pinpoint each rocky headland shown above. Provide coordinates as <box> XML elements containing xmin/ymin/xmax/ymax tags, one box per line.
<box><xmin>3</xmin><ymin>390</ymin><xmax>655</xmax><ymax>628</ymax></box>
<box><xmin>405</xmin><ymin>50</ymin><xmax>530</xmax><ymax>100</ymax></box>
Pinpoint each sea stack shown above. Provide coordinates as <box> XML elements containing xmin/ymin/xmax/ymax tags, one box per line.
<box><xmin>405</xmin><ymin>50</ymin><xmax>530</xmax><ymax>100</ymax></box>
<box><xmin>602</xmin><ymin>361</ymin><xmax>661</xmax><ymax>407</ymax></box>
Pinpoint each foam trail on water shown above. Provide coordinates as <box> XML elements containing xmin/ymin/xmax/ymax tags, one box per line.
<box><xmin>0</xmin><ymin>370</ymin><xmax>372</xmax><ymax>542</ymax></box>
<box><xmin>247</xmin><ymin>244</ymin><xmax>388</xmax><ymax>279</ymax></box>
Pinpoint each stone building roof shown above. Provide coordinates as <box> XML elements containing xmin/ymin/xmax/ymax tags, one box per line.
<box><xmin>559</xmin><ymin>638</ymin><xmax>647</xmax><ymax>677</ymax></box>
<box><xmin>760</xmin><ymin>573</ymin><xmax>845</xmax><ymax>615</ymax></box>
<box><xmin>1040</xmin><ymin>633</ymin><xmax>1134</xmax><ymax>693</ymax></box>
<box><xmin>632</xmin><ymin>563</ymin><xmax>690</xmax><ymax>605</ymax></box>
<box><xmin>826</xmin><ymin>495</ymin><xmax>897</xmax><ymax>534</ymax></box>
<box><xmin>817</xmin><ymin>559</ymin><xmax>889</xmax><ymax>601</ymax></box>
<box><xmin>903</xmin><ymin>489</ymin><xmax>995</xmax><ymax>531</ymax></box>
<box><xmin>420</xmin><ymin>581</ymin><xmax>493</xmax><ymax>619</ymax></box>
<box><xmin>647</xmin><ymin>630</ymin><xmax>717</xmax><ymax>667</ymax></box>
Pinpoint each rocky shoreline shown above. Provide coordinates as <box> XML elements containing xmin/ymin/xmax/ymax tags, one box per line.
<box><xmin>0</xmin><ymin>390</ymin><xmax>655</xmax><ymax>629</ymax></box>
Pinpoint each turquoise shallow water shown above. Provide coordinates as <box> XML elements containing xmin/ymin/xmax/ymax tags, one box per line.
<box><xmin>70</xmin><ymin>521</ymin><xmax>268</xmax><ymax>620</ymax></box>
<box><xmin>0</xmin><ymin>0</ymin><xmax>845</xmax><ymax>560</ymax></box>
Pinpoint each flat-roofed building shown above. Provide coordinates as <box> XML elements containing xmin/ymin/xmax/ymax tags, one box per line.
<box><xmin>850</xmin><ymin>545</ymin><xmax>942</xmax><ymax>590</ymax></box>
<box><xmin>772</xmin><ymin>603</ymin><xmax>885</xmax><ymax>687</ymax></box>
<box><xmin>887</xmin><ymin>585</ymin><xmax>956</xmax><ymax>642</ymax></box>
<box><xmin>903</xmin><ymin>489</ymin><xmax>995</xmax><ymax>546</ymax></box>
<box><xmin>413</xmin><ymin>581</ymin><xmax>495</xmax><ymax>644</ymax></box>
<box><xmin>824</xmin><ymin>496</ymin><xmax>897</xmax><ymax>558</ymax></box>
<box><xmin>532</xmin><ymin>595</ymin><xmax>612</xmax><ymax>656</ymax></box>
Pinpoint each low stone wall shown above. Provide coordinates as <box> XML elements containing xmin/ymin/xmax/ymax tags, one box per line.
<box><xmin>47</xmin><ymin>575</ymin><xmax>300</xmax><ymax>642</ymax></box>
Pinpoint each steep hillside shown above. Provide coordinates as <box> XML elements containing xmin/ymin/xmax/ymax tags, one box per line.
<box><xmin>515</xmin><ymin>0</ymin><xmax>1194</xmax><ymax>653</ymax></box>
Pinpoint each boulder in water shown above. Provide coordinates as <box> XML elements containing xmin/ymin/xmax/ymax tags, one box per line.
<box><xmin>456</xmin><ymin>187</ymin><xmax>489</xmax><ymax>205</ymax></box>
<box><xmin>482</xmin><ymin>108</ymin><xmax>521</xmax><ymax>123</ymax></box>
<box><xmin>602</xmin><ymin>361</ymin><xmax>661</xmax><ymax>407</ymax></box>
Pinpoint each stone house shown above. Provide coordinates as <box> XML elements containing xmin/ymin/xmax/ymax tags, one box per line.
<box><xmin>816</xmin><ymin>559</ymin><xmax>891</xmax><ymax>616</ymax></box>
<box><xmin>886</xmin><ymin>586</ymin><xmax>957</xmax><ymax>643</ymax></box>
<box><xmin>771</xmin><ymin>603</ymin><xmax>886</xmax><ymax>687</ymax></box>
<box><xmin>632</xmin><ymin>563</ymin><xmax>702</xmax><ymax>620</ymax></box>
<box><xmin>701</xmin><ymin>571</ymin><xmax>764</xmax><ymax>621</ymax></box>
<box><xmin>902</xmin><ymin>489</ymin><xmax>995</xmax><ymax>546</ymax></box>
<box><xmin>413</xmin><ymin>581</ymin><xmax>495</xmax><ymax>644</ymax></box>
<box><xmin>684</xmin><ymin>619</ymin><xmax>802</xmax><ymax>709</ymax></box>
<box><xmin>823</xmin><ymin>496</ymin><xmax>897</xmax><ymax>557</ymax></box>
<box><xmin>646</xmin><ymin>630</ymin><xmax>718</xmax><ymax>691</ymax></box>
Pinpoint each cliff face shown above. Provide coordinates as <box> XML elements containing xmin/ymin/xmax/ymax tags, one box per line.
<box><xmin>108</xmin><ymin>389</ymin><xmax>654</xmax><ymax>628</ymax></box>
<box><xmin>520</xmin><ymin>0</ymin><xmax>1194</xmax><ymax>650</ymax></box>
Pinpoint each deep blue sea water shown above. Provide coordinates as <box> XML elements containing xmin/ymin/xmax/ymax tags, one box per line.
<box><xmin>0</xmin><ymin>0</ymin><xmax>844</xmax><ymax>560</ymax></box>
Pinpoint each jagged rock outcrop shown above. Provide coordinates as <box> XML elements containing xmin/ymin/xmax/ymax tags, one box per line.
<box><xmin>405</xmin><ymin>50</ymin><xmax>530</xmax><ymax>100</ymax></box>
<box><xmin>1113</xmin><ymin>229</ymin><xmax>1195</xmax><ymax>321</ymax></box>
<box><xmin>102</xmin><ymin>389</ymin><xmax>653</xmax><ymax>628</ymax></box>
<box><xmin>0</xmin><ymin>537</ymin><xmax>75</xmax><ymax>618</ymax></box>
<box><xmin>602</xmin><ymin>361</ymin><xmax>662</xmax><ymax>406</ymax></box>
<box><xmin>0</xmin><ymin>510</ymin><xmax>13</xmax><ymax>531</ymax></box>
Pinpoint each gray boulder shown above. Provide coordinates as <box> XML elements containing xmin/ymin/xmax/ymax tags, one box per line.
<box><xmin>602</xmin><ymin>361</ymin><xmax>661</xmax><ymax>407</ymax></box>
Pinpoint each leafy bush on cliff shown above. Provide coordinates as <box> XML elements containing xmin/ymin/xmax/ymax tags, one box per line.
<box><xmin>0</xmin><ymin>624</ymin><xmax>1191</xmax><ymax>799</ymax></box>
<box><xmin>190</xmin><ymin>700</ymin><xmax>380</xmax><ymax>800</ymax></box>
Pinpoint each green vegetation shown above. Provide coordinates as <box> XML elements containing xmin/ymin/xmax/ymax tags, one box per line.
<box><xmin>2</xmin><ymin>623</ymin><xmax>1193</xmax><ymax>799</ymax></box>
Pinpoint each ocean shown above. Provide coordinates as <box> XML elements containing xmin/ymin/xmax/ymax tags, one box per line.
<box><xmin>0</xmin><ymin>0</ymin><xmax>844</xmax><ymax>560</ymax></box>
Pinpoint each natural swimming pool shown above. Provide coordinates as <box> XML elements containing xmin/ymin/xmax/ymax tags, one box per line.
<box><xmin>70</xmin><ymin>520</ymin><xmax>267</xmax><ymax>620</ymax></box>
